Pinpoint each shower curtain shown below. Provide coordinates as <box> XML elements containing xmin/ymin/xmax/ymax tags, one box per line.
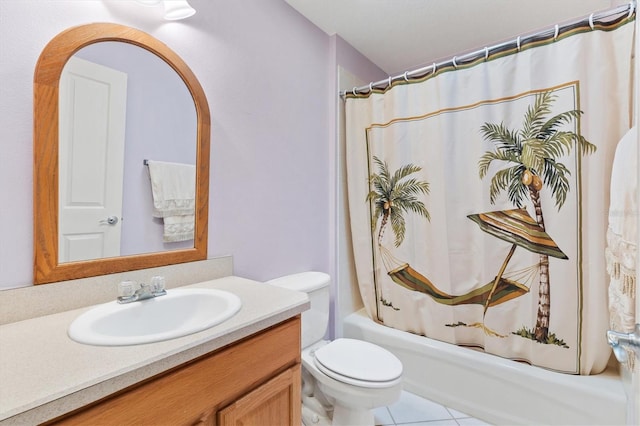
<box><xmin>345</xmin><ymin>15</ymin><xmax>635</xmax><ymax>374</ymax></box>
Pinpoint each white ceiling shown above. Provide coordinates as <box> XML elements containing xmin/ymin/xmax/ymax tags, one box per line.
<box><xmin>284</xmin><ymin>0</ymin><xmax>626</xmax><ymax>75</ymax></box>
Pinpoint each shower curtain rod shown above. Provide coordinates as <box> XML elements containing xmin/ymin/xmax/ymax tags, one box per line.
<box><xmin>341</xmin><ymin>1</ymin><xmax>636</xmax><ymax>97</ymax></box>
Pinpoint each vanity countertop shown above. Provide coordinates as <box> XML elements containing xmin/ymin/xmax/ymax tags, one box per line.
<box><xmin>0</xmin><ymin>276</ymin><xmax>309</xmax><ymax>425</ymax></box>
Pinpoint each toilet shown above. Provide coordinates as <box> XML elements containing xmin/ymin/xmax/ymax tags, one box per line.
<box><xmin>266</xmin><ymin>272</ymin><xmax>403</xmax><ymax>426</ymax></box>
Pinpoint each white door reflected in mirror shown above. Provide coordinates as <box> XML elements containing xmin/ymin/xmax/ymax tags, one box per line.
<box><xmin>59</xmin><ymin>57</ymin><xmax>127</xmax><ymax>262</ymax></box>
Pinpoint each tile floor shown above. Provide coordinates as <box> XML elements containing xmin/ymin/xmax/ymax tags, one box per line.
<box><xmin>373</xmin><ymin>391</ymin><xmax>492</xmax><ymax>426</ymax></box>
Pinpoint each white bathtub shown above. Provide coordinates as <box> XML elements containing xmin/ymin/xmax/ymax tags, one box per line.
<box><xmin>343</xmin><ymin>309</ymin><xmax>628</xmax><ymax>425</ymax></box>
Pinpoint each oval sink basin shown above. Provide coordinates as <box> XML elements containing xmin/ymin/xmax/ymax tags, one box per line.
<box><xmin>68</xmin><ymin>288</ymin><xmax>242</xmax><ymax>346</ymax></box>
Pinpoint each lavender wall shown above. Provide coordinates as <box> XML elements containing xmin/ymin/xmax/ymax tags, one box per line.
<box><xmin>0</xmin><ymin>0</ymin><xmax>335</xmax><ymax>289</ymax></box>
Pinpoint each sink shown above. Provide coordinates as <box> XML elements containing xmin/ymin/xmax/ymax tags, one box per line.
<box><xmin>68</xmin><ymin>288</ymin><xmax>242</xmax><ymax>346</ymax></box>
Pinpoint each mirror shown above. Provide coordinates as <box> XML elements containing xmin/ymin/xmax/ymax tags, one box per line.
<box><xmin>60</xmin><ymin>42</ymin><xmax>197</xmax><ymax>262</ymax></box>
<box><xmin>34</xmin><ymin>23</ymin><xmax>210</xmax><ymax>284</ymax></box>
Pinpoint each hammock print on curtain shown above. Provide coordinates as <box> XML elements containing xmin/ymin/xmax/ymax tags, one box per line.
<box><xmin>345</xmin><ymin>14</ymin><xmax>635</xmax><ymax>375</ymax></box>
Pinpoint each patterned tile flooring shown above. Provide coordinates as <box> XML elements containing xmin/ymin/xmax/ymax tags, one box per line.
<box><xmin>373</xmin><ymin>391</ymin><xmax>492</xmax><ymax>426</ymax></box>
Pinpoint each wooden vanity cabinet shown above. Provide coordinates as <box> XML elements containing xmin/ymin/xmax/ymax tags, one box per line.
<box><xmin>49</xmin><ymin>316</ymin><xmax>301</xmax><ymax>426</ymax></box>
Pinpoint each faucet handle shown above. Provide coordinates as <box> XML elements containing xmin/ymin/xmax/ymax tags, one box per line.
<box><xmin>607</xmin><ymin>323</ymin><xmax>640</xmax><ymax>364</ymax></box>
<box><xmin>150</xmin><ymin>276</ymin><xmax>166</xmax><ymax>294</ymax></box>
<box><xmin>118</xmin><ymin>280</ymin><xmax>136</xmax><ymax>298</ymax></box>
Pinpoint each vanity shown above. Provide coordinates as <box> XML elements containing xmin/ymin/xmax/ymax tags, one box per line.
<box><xmin>0</xmin><ymin>275</ymin><xmax>308</xmax><ymax>425</ymax></box>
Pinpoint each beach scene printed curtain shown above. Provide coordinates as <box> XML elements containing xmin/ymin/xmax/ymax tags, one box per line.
<box><xmin>345</xmin><ymin>17</ymin><xmax>634</xmax><ymax>374</ymax></box>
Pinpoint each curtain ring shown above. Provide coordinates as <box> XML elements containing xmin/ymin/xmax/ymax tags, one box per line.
<box><xmin>369</xmin><ymin>82</ymin><xmax>373</xmax><ymax>92</ymax></box>
<box><xmin>388</xmin><ymin>76</ymin><xmax>392</xmax><ymax>88</ymax></box>
<box><xmin>432</xmin><ymin>62</ymin><xmax>437</xmax><ymax>74</ymax></box>
<box><xmin>403</xmin><ymin>71</ymin><xmax>409</xmax><ymax>82</ymax></box>
<box><xmin>589</xmin><ymin>13</ymin><xmax>595</xmax><ymax>30</ymax></box>
<box><xmin>554</xmin><ymin>24</ymin><xmax>559</xmax><ymax>41</ymax></box>
<box><xmin>628</xmin><ymin>1</ymin><xmax>635</xmax><ymax>19</ymax></box>
<box><xmin>452</xmin><ymin>56</ymin><xmax>458</xmax><ymax>68</ymax></box>
<box><xmin>352</xmin><ymin>87</ymin><xmax>357</xmax><ymax>96</ymax></box>
<box><xmin>484</xmin><ymin>47</ymin><xmax>489</xmax><ymax>61</ymax></box>
<box><xmin>516</xmin><ymin>36</ymin><xmax>521</xmax><ymax>51</ymax></box>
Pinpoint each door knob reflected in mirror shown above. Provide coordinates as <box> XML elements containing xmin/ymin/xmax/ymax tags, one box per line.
<box><xmin>100</xmin><ymin>216</ymin><xmax>119</xmax><ymax>226</ymax></box>
<box><xmin>607</xmin><ymin>324</ymin><xmax>640</xmax><ymax>363</ymax></box>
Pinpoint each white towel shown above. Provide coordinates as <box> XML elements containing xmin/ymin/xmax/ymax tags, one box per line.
<box><xmin>606</xmin><ymin>127</ymin><xmax>637</xmax><ymax>372</ymax></box>
<box><xmin>147</xmin><ymin>160</ymin><xmax>195</xmax><ymax>242</ymax></box>
<box><xmin>163</xmin><ymin>215</ymin><xmax>195</xmax><ymax>243</ymax></box>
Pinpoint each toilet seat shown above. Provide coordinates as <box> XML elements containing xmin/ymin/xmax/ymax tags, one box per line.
<box><xmin>313</xmin><ymin>338</ymin><xmax>402</xmax><ymax>388</ymax></box>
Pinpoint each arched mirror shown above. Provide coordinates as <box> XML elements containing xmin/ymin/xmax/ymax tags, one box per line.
<box><xmin>34</xmin><ymin>23</ymin><xmax>210</xmax><ymax>284</ymax></box>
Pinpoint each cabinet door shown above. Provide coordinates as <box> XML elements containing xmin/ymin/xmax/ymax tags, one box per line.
<box><xmin>218</xmin><ymin>364</ymin><xmax>301</xmax><ymax>426</ymax></box>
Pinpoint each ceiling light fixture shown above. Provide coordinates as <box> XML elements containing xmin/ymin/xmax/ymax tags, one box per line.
<box><xmin>163</xmin><ymin>0</ymin><xmax>196</xmax><ymax>20</ymax></box>
<box><xmin>135</xmin><ymin>0</ymin><xmax>196</xmax><ymax>20</ymax></box>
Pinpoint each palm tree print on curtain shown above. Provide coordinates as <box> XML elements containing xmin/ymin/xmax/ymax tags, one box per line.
<box><xmin>477</xmin><ymin>90</ymin><xmax>596</xmax><ymax>343</ymax></box>
<box><xmin>367</xmin><ymin>156</ymin><xmax>430</xmax><ymax>311</ymax></box>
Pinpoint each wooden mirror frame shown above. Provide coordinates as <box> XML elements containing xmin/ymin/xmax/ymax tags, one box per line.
<box><xmin>34</xmin><ymin>23</ymin><xmax>210</xmax><ymax>284</ymax></box>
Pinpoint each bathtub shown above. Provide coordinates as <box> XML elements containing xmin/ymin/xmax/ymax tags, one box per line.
<box><xmin>343</xmin><ymin>309</ymin><xmax>628</xmax><ymax>425</ymax></box>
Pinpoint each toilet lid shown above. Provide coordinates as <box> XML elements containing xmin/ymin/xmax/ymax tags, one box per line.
<box><xmin>313</xmin><ymin>338</ymin><xmax>402</xmax><ymax>386</ymax></box>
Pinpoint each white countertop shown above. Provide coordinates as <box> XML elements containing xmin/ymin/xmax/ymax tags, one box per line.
<box><xmin>0</xmin><ymin>276</ymin><xmax>309</xmax><ymax>425</ymax></box>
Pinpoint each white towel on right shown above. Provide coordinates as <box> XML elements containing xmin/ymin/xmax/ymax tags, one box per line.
<box><xmin>606</xmin><ymin>126</ymin><xmax>637</xmax><ymax>372</ymax></box>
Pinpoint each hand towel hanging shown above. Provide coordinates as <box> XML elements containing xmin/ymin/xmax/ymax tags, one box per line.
<box><xmin>147</xmin><ymin>160</ymin><xmax>195</xmax><ymax>242</ymax></box>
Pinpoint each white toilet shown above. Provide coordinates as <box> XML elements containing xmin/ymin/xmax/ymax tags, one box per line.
<box><xmin>266</xmin><ymin>272</ymin><xmax>403</xmax><ymax>426</ymax></box>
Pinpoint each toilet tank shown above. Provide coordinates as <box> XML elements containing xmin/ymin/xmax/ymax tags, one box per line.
<box><xmin>265</xmin><ymin>272</ymin><xmax>330</xmax><ymax>349</ymax></box>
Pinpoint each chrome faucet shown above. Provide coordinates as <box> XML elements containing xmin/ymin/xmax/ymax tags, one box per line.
<box><xmin>607</xmin><ymin>323</ymin><xmax>640</xmax><ymax>363</ymax></box>
<box><xmin>117</xmin><ymin>277</ymin><xmax>167</xmax><ymax>304</ymax></box>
